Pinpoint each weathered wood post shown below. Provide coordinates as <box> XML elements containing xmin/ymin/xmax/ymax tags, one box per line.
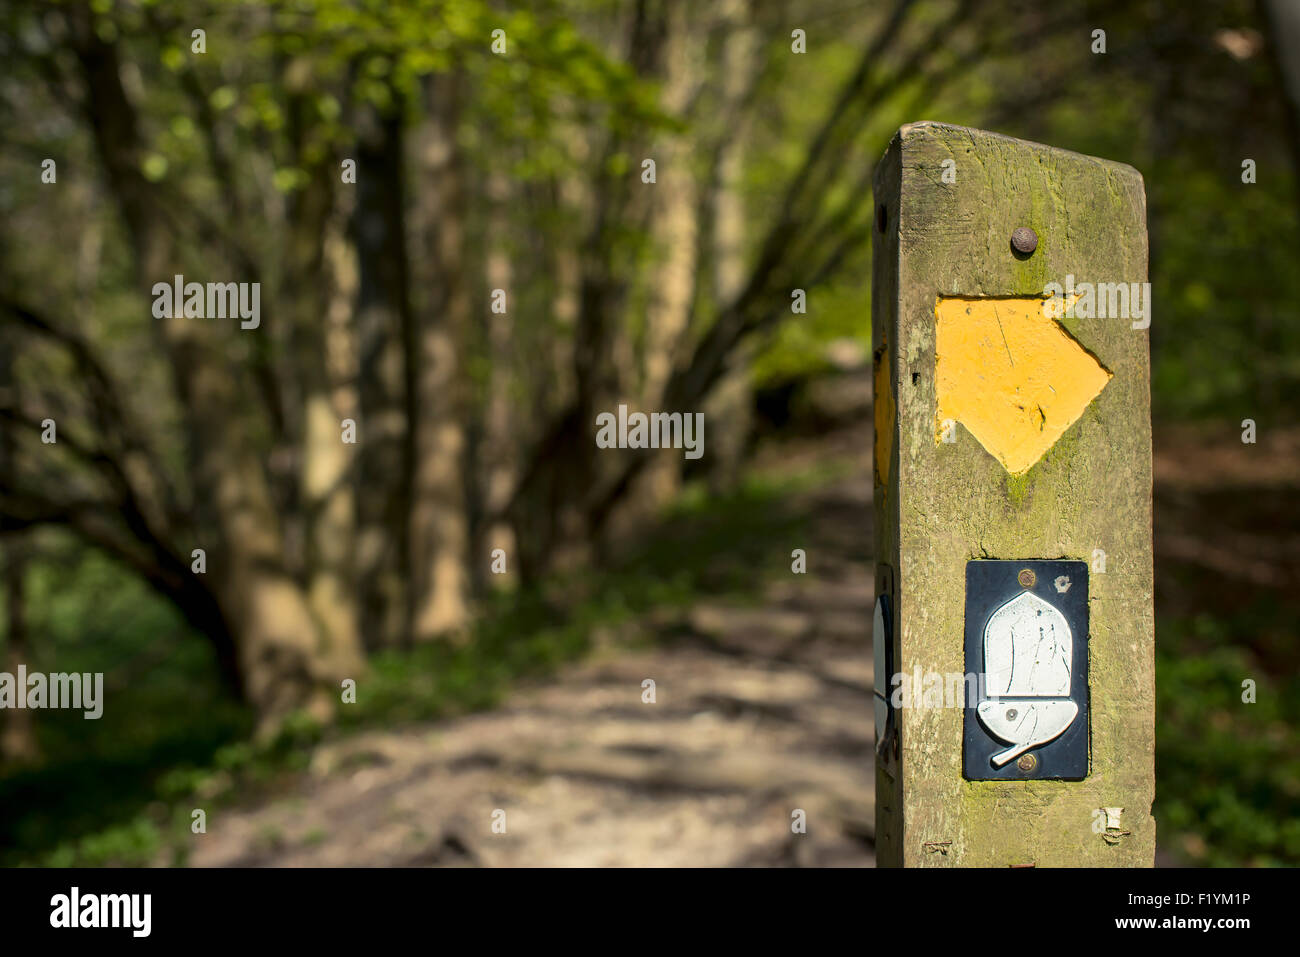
<box><xmin>871</xmin><ymin>122</ymin><xmax>1155</xmax><ymax>867</ymax></box>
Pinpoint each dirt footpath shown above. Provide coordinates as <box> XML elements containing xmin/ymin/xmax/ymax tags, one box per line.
<box><xmin>186</xmin><ymin>464</ymin><xmax>878</xmax><ymax>867</ymax></box>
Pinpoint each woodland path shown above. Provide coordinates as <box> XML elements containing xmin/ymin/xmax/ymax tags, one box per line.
<box><xmin>187</xmin><ymin>426</ymin><xmax>879</xmax><ymax>867</ymax></box>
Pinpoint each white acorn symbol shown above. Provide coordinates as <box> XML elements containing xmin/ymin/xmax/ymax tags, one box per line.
<box><xmin>976</xmin><ymin>591</ymin><xmax>1077</xmax><ymax>767</ymax></box>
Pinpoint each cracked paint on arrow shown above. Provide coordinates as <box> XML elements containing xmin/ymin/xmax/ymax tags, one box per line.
<box><xmin>935</xmin><ymin>295</ymin><xmax>1112</xmax><ymax>474</ymax></box>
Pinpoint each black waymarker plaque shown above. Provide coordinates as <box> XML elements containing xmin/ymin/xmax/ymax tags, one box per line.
<box><xmin>963</xmin><ymin>559</ymin><xmax>1089</xmax><ymax>781</ymax></box>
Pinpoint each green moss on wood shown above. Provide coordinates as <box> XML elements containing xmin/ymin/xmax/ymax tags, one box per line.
<box><xmin>874</xmin><ymin>122</ymin><xmax>1154</xmax><ymax>867</ymax></box>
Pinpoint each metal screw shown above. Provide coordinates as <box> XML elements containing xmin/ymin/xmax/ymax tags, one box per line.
<box><xmin>1011</xmin><ymin>227</ymin><xmax>1038</xmax><ymax>255</ymax></box>
<box><xmin>1006</xmin><ymin>708</ymin><xmax>1018</xmax><ymax>720</ymax></box>
<box><xmin>1018</xmin><ymin>568</ymin><xmax>1036</xmax><ymax>588</ymax></box>
<box><xmin>1017</xmin><ymin>753</ymin><xmax>1038</xmax><ymax>773</ymax></box>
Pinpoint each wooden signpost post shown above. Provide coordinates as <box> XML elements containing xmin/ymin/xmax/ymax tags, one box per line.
<box><xmin>871</xmin><ymin>123</ymin><xmax>1155</xmax><ymax>867</ymax></box>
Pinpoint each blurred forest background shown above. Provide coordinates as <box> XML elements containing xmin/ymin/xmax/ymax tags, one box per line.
<box><xmin>0</xmin><ymin>0</ymin><xmax>1297</xmax><ymax>867</ymax></box>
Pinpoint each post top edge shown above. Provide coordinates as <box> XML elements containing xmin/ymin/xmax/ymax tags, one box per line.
<box><xmin>890</xmin><ymin>120</ymin><xmax>1145</xmax><ymax>185</ymax></box>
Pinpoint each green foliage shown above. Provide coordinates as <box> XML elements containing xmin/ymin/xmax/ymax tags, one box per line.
<box><xmin>752</xmin><ymin>281</ymin><xmax>870</xmax><ymax>387</ymax></box>
<box><xmin>0</xmin><ymin>536</ymin><xmax>249</xmax><ymax>865</ymax></box>
<box><xmin>1041</xmin><ymin>74</ymin><xmax>1300</xmax><ymax>421</ymax></box>
<box><xmin>1146</xmin><ymin>159</ymin><xmax>1300</xmax><ymax>419</ymax></box>
<box><xmin>1155</xmin><ymin>611</ymin><xmax>1300</xmax><ymax>866</ymax></box>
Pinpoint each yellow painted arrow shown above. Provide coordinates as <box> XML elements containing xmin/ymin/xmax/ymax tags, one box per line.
<box><xmin>935</xmin><ymin>295</ymin><xmax>1111</xmax><ymax>475</ymax></box>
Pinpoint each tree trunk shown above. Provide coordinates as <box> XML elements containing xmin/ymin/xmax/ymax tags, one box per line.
<box><xmin>480</xmin><ymin>169</ymin><xmax>518</xmax><ymax>588</ymax></box>
<box><xmin>353</xmin><ymin>102</ymin><xmax>413</xmax><ymax>649</ymax></box>
<box><xmin>615</xmin><ymin>0</ymin><xmax>703</xmax><ymax>534</ymax></box>
<box><xmin>409</xmin><ymin>71</ymin><xmax>471</xmax><ymax>640</ymax></box>
<box><xmin>1</xmin><ymin>533</ymin><xmax>38</xmax><ymax>765</ymax></box>
<box><xmin>509</xmin><ymin>176</ymin><xmax>585</xmax><ymax>582</ymax></box>
<box><xmin>1262</xmin><ymin>0</ymin><xmax>1300</xmax><ymax>216</ymax></box>
<box><xmin>510</xmin><ymin>0</ymin><xmax>672</xmax><ymax>578</ymax></box>
<box><xmin>285</xmin><ymin>69</ymin><xmax>365</xmax><ymax>686</ymax></box>
<box><xmin>702</xmin><ymin>0</ymin><xmax>759</xmax><ymax>495</ymax></box>
<box><xmin>0</xmin><ymin>332</ymin><xmax>37</xmax><ymax>764</ymax></box>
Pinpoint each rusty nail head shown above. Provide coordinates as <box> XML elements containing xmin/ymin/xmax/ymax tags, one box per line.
<box><xmin>1018</xmin><ymin>568</ymin><xmax>1036</xmax><ymax>588</ymax></box>
<box><xmin>1017</xmin><ymin>753</ymin><xmax>1038</xmax><ymax>773</ymax></box>
<box><xmin>1011</xmin><ymin>227</ymin><xmax>1038</xmax><ymax>255</ymax></box>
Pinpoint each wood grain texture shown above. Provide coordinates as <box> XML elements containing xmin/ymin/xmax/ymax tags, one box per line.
<box><xmin>872</xmin><ymin>122</ymin><xmax>1154</xmax><ymax>867</ymax></box>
